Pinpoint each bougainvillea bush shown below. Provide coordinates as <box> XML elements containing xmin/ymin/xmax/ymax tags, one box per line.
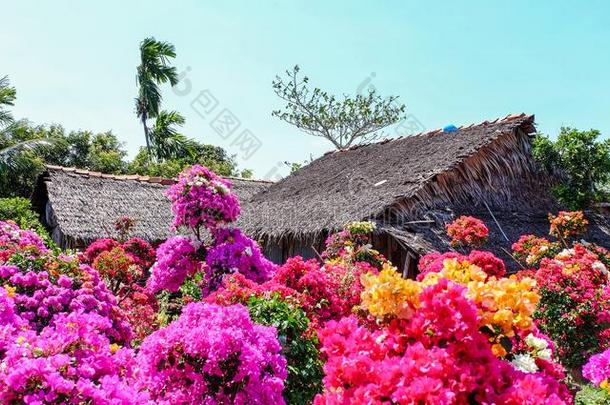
<box><xmin>445</xmin><ymin>215</ymin><xmax>489</xmax><ymax>248</ymax></box>
<box><xmin>317</xmin><ymin>259</ymin><xmax>571</xmax><ymax>403</ymax></box>
<box><xmin>0</xmin><ymin>221</ymin><xmax>144</xmax><ymax>403</ymax></box>
<box><xmin>5</xmin><ymin>162</ymin><xmax>610</xmax><ymax>404</ymax></box>
<box><xmin>136</xmin><ymin>302</ymin><xmax>287</xmax><ymax>404</ymax></box>
<box><xmin>84</xmin><ymin>231</ymin><xmax>158</xmax><ymax>343</ymax></box>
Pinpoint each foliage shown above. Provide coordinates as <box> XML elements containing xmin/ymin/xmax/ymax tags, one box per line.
<box><xmin>575</xmin><ymin>385</ymin><xmax>610</xmax><ymax>405</ymax></box>
<box><xmin>246</xmin><ymin>295</ymin><xmax>323</xmax><ymax>405</ymax></box>
<box><xmin>272</xmin><ymin>65</ymin><xmax>406</xmax><ymax>149</ymax></box>
<box><xmin>0</xmin><ymin>197</ymin><xmax>51</xmax><ymax>244</ymax></box>
<box><xmin>136</xmin><ymin>302</ymin><xmax>287</xmax><ymax>404</ymax></box>
<box><xmin>0</xmin><ymin>75</ymin><xmax>17</xmax><ymax>126</ymax></box>
<box><xmin>533</xmin><ymin>128</ymin><xmax>610</xmax><ymax>209</ymax></box>
<box><xmin>135</xmin><ymin>37</ymin><xmax>179</xmax><ymax>157</ymax></box>
<box><xmin>128</xmin><ymin>142</ymin><xmax>240</xmax><ymax>178</ymax></box>
<box><xmin>0</xmin><ymin>122</ymin><xmax>128</xmax><ymax>197</ymax></box>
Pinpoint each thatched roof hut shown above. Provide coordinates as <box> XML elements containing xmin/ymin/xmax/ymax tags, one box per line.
<box><xmin>240</xmin><ymin>113</ymin><xmax>610</xmax><ymax>274</ymax></box>
<box><xmin>31</xmin><ymin>165</ymin><xmax>272</xmax><ymax>249</ymax></box>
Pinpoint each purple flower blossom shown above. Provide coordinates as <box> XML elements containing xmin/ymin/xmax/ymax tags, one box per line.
<box><xmin>204</xmin><ymin>228</ymin><xmax>276</xmax><ymax>295</ymax></box>
<box><xmin>147</xmin><ymin>236</ymin><xmax>199</xmax><ymax>293</ymax></box>
<box><xmin>136</xmin><ymin>302</ymin><xmax>287</xmax><ymax>404</ymax></box>
<box><xmin>165</xmin><ymin>164</ymin><xmax>240</xmax><ymax>233</ymax></box>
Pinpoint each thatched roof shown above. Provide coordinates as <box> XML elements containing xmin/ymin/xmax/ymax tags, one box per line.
<box><xmin>31</xmin><ymin>166</ymin><xmax>272</xmax><ymax>248</ymax></box>
<box><xmin>242</xmin><ymin>113</ymin><xmax>548</xmax><ymax>240</ymax></box>
<box><xmin>384</xmin><ymin>209</ymin><xmax>610</xmax><ymax>271</ymax></box>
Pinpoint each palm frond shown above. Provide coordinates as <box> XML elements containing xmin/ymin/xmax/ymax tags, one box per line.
<box><xmin>0</xmin><ymin>138</ymin><xmax>56</xmax><ymax>174</ymax></box>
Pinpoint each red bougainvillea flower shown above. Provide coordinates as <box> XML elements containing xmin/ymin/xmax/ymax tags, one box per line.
<box><xmin>446</xmin><ymin>215</ymin><xmax>489</xmax><ymax>248</ymax></box>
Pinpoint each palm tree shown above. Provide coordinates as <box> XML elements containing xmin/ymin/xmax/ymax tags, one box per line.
<box><xmin>0</xmin><ymin>138</ymin><xmax>54</xmax><ymax>175</ymax></box>
<box><xmin>0</xmin><ymin>75</ymin><xmax>17</xmax><ymax>127</ymax></box>
<box><xmin>135</xmin><ymin>37</ymin><xmax>179</xmax><ymax>158</ymax></box>
<box><xmin>0</xmin><ymin>76</ymin><xmax>55</xmax><ymax>174</ymax></box>
<box><xmin>149</xmin><ymin>110</ymin><xmax>195</xmax><ymax>161</ymax></box>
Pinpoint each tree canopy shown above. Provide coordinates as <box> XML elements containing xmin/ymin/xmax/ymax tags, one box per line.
<box><xmin>272</xmin><ymin>65</ymin><xmax>406</xmax><ymax>149</ymax></box>
<box><xmin>533</xmin><ymin>127</ymin><xmax>610</xmax><ymax>209</ymax></box>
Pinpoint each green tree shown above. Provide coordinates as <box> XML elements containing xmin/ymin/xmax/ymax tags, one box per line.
<box><xmin>128</xmin><ymin>142</ymin><xmax>239</xmax><ymax>178</ymax></box>
<box><xmin>0</xmin><ymin>78</ymin><xmax>54</xmax><ymax>176</ymax></box>
<box><xmin>272</xmin><ymin>65</ymin><xmax>406</xmax><ymax>149</ymax></box>
<box><xmin>135</xmin><ymin>37</ymin><xmax>178</xmax><ymax>157</ymax></box>
<box><xmin>533</xmin><ymin>128</ymin><xmax>610</xmax><ymax>209</ymax></box>
<box><xmin>149</xmin><ymin>110</ymin><xmax>196</xmax><ymax>161</ymax></box>
<box><xmin>0</xmin><ymin>75</ymin><xmax>17</xmax><ymax>126</ymax></box>
<box><xmin>0</xmin><ymin>122</ymin><xmax>128</xmax><ymax>197</ymax></box>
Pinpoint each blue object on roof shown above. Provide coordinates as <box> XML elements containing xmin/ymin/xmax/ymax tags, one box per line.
<box><xmin>443</xmin><ymin>124</ymin><xmax>458</xmax><ymax>133</ymax></box>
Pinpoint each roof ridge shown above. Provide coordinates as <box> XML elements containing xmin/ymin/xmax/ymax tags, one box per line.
<box><xmin>333</xmin><ymin>113</ymin><xmax>534</xmax><ymax>153</ymax></box>
<box><xmin>44</xmin><ymin>165</ymin><xmax>274</xmax><ymax>185</ymax></box>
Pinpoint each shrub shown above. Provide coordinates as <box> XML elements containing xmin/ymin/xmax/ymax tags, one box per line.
<box><xmin>0</xmin><ymin>197</ymin><xmax>51</xmax><ymax>245</ymax></box>
<box><xmin>575</xmin><ymin>385</ymin><xmax>610</xmax><ymax>405</ymax></box>
<box><xmin>246</xmin><ymin>295</ymin><xmax>323</xmax><ymax>405</ymax></box>
<box><xmin>315</xmin><ymin>277</ymin><xmax>570</xmax><ymax>403</ymax></box>
<box><xmin>445</xmin><ymin>215</ymin><xmax>489</xmax><ymax>248</ymax></box>
<box><xmin>534</xmin><ymin>244</ymin><xmax>610</xmax><ymax>367</ymax></box>
<box><xmin>147</xmin><ymin>236</ymin><xmax>199</xmax><ymax>293</ymax></box>
<box><xmin>136</xmin><ymin>302</ymin><xmax>287</xmax><ymax>404</ymax></box>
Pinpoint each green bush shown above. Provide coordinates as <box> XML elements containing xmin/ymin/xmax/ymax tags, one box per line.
<box><xmin>246</xmin><ymin>294</ymin><xmax>323</xmax><ymax>405</ymax></box>
<box><xmin>0</xmin><ymin>197</ymin><xmax>52</xmax><ymax>245</ymax></box>
<box><xmin>575</xmin><ymin>385</ymin><xmax>610</xmax><ymax>405</ymax></box>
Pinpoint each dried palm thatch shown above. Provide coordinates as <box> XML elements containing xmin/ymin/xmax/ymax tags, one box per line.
<box><xmin>31</xmin><ymin>166</ymin><xmax>272</xmax><ymax>248</ymax></box>
<box><xmin>242</xmin><ymin>113</ymin><xmax>550</xmax><ymax>241</ymax></box>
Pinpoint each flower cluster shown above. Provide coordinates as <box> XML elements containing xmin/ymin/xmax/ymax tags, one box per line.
<box><xmin>445</xmin><ymin>215</ymin><xmax>489</xmax><ymax>248</ymax></box>
<box><xmin>204</xmin><ymin>228</ymin><xmax>276</xmax><ymax>295</ymax></box>
<box><xmin>84</xmin><ymin>237</ymin><xmax>155</xmax><ymax>271</ymax></box>
<box><xmin>147</xmin><ymin>236</ymin><xmax>199</xmax><ymax>293</ymax></box>
<box><xmin>368</xmin><ymin>256</ymin><xmax>539</xmax><ymax>358</ymax></box>
<box><xmin>360</xmin><ymin>262</ymin><xmax>421</xmax><ymax>319</ymax></box>
<box><xmin>122</xmin><ymin>237</ymin><xmax>156</xmax><ymax>269</ymax></box>
<box><xmin>315</xmin><ymin>279</ymin><xmax>570</xmax><ymax>404</ymax></box>
<box><xmin>271</xmin><ymin>257</ymin><xmax>372</xmax><ymax>329</ymax></box>
<box><xmin>512</xmin><ymin>234</ymin><xmax>560</xmax><ymax>267</ymax></box>
<box><xmin>93</xmin><ymin>246</ymin><xmax>142</xmax><ymax>291</ymax></box>
<box><xmin>583</xmin><ymin>348</ymin><xmax>610</xmax><ymax>390</ymax></box>
<box><xmin>0</xmin><ymin>310</ymin><xmax>147</xmax><ymax>404</ymax></box>
<box><xmin>418</xmin><ymin>250</ymin><xmax>506</xmax><ymax>279</ymax></box>
<box><xmin>0</xmin><ymin>255</ymin><xmax>131</xmax><ymax>344</ymax></box>
<box><xmin>165</xmin><ymin>164</ymin><xmax>240</xmax><ymax>233</ymax></box>
<box><xmin>136</xmin><ymin>302</ymin><xmax>287</xmax><ymax>404</ymax></box>
<box><xmin>534</xmin><ymin>243</ymin><xmax>610</xmax><ymax>367</ymax></box>
<box><xmin>549</xmin><ymin>210</ymin><xmax>588</xmax><ymax>240</ymax></box>
<box><xmin>0</xmin><ymin>220</ymin><xmax>48</xmax><ymax>254</ymax></box>
<box><xmin>322</xmin><ymin>221</ymin><xmax>385</xmax><ymax>268</ymax></box>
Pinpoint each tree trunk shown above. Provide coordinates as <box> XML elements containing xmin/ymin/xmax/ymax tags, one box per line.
<box><xmin>141</xmin><ymin>111</ymin><xmax>152</xmax><ymax>160</ymax></box>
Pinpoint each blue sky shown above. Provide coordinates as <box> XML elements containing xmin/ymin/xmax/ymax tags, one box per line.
<box><xmin>3</xmin><ymin>1</ymin><xmax>610</xmax><ymax>179</ymax></box>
